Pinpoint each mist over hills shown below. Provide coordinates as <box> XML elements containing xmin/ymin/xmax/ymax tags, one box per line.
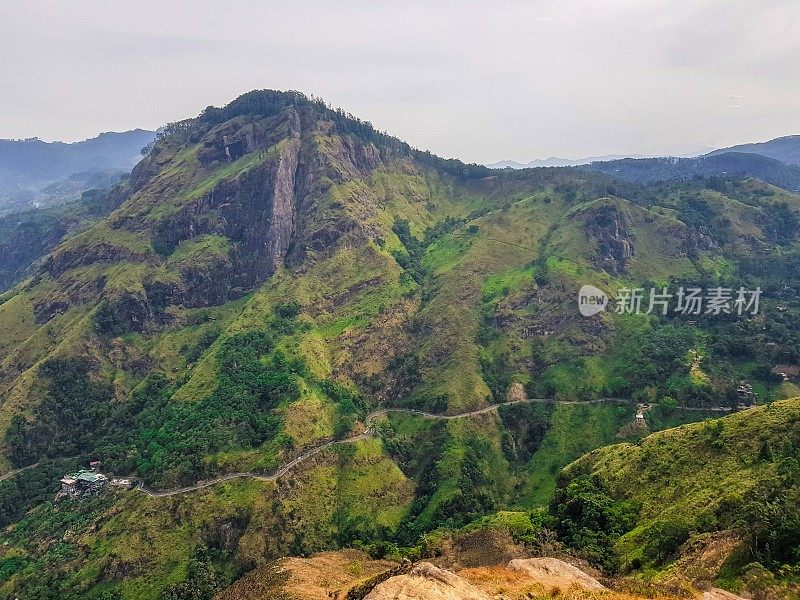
<box><xmin>0</xmin><ymin>129</ymin><xmax>156</xmax><ymax>214</ymax></box>
<box><xmin>488</xmin><ymin>135</ymin><xmax>800</xmax><ymax>170</ymax></box>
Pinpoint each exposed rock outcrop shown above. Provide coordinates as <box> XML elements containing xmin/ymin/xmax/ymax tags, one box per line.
<box><xmin>507</xmin><ymin>557</ymin><xmax>606</xmax><ymax>592</ymax></box>
<box><xmin>363</xmin><ymin>562</ymin><xmax>491</xmax><ymax>600</ymax></box>
<box><xmin>44</xmin><ymin>241</ymin><xmax>149</xmax><ymax>278</ymax></box>
<box><xmin>95</xmin><ymin>288</ymin><xmax>152</xmax><ymax>333</ymax></box>
<box><xmin>583</xmin><ymin>203</ymin><xmax>634</xmax><ymax>274</ymax></box>
<box><xmin>506</xmin><ymin>381</ymin><xmax>526</xmax><ymax>403</ymax></box>
<box><xmin>680</xmin><ymin>225</ymin><xmax>717</xmax><ymax>257</ymax></box>
<box><xmin>259</xmin><ymin>136</ymin><xmax>300</xmax><ymax>278</ymax></box>
<box><xmin>661</xmin><ymin>531</ymin><xmax>747</xmax><ymax>590</ymax></box>
<box><xmin>214</xmin><ymin>550</ymin><xmax>395</xmax><ymax>600</ymax></box>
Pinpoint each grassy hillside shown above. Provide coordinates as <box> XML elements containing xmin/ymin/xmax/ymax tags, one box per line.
<box><xmin>0</xmin><ymin>90</ymin><xmax>799</xmax><ymax>598</ymax></box>
<box><xmin>555</xmin><ymin>398</ymin><xmax>800</xmax><ymax>595</ymax></box>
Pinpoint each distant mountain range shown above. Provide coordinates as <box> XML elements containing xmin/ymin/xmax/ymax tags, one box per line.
<box><xmin>705</xmin><ymin>134</ymin><xmax>800</xmax><ymax>166</ymax></box>
<box><xmin>579</xmin><ymin>151</ymin><xmax>800</xmax><ymax>192</ymax></box>
<box><xmin>0</xmin><ymin>129</ymin><xmax>156</xmax><ymax>214</ymax></box>
<box><xmin>486</xmin><ymin>154</ymin><xmax>647</xmax><ymax>169</ymax></box>
<box><xmin>487</xmin><ymin>135</ymin><xmax>800</xmax><ymax>191</ymax></box>
<box><xmin>5</xmin><ymin>131</ymin><xmax>797</xmax><ymax>216</ymax></box>
<box><xmin>489</xmin><ymin>135</ymin><xmax>800</xmax><ymax>170</ymax></box>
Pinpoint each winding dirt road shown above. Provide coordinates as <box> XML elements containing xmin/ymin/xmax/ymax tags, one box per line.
<box><xmin>0</xmin><ymin>461</ymin><xmax>41</xmax><ymax>483</ymax></box>
<box><xmin>130</xmin><ymin>397</ymin><xmax>741</xmax><ymax>497</ymax></box>
<box><xmin>134</xmin><ymin>400</ymin><xmax>545</xmax><ymax>497</ymax></box>
<box><xmin>0</xmin><ymin>398</ymin><xmax>739</xmax><ymax>497</ymax></box>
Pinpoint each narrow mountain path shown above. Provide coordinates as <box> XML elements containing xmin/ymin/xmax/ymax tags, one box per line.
<box><xmin>135</xmin><ymin>433</ymin><xmax>372</xmax><ymax>497</ymax></box>
<box><xmin>0</xmin><ymin>461</ymin><xmax>41</xmax><ymax>483</ymax></box>
<box><xmin>0</xmin><ymin>399</ymin><xmax>741</xmax><ymax>495</ymax></box>
<box><xmin>129</xmin><ymin>397</ymin><xmax>740</xmax><ymax>498</ymax></box>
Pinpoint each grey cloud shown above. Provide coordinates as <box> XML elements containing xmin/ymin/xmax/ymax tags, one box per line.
<box><xmin>0</xmin><ymin>0</ymin><xmax>797</xmax><ymax>164</ymax></box>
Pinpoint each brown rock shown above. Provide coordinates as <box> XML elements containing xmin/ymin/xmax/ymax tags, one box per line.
<box><xmin>507</xmin><ymin>382</ymin><xmax>526</xmax><ymax>403</ymax></box>
<box><xmin>364</xmin><ymin>562</ymin><xmax>492</xmax><ymax>600</ymax></box>
<box><xmin>507</xmin><ymin>558</ymin><xmax>606</xmax><ymax>592</ymax></box>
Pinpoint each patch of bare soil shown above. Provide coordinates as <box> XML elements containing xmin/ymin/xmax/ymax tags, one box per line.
<box><xmin>506</xmin><ymin>382</ymin><xmax>526</xmax><ymax>402</ymax></box>
<box><xmin>432</xmin><ymin>528</ymin><xmax>528</xmax><ymax>571</ymax></box>
<box><xmin>660</xmin><ymin>531</ymin><xmax>746</xmax><ymax>589</ymax></box>
<box><xmin>616</xmin><ymin>419</ymin><xmax>651</xmax><ymax>438</ymax></box>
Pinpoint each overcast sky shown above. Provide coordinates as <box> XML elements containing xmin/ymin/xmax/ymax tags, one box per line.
<box><xmin>1</xmin><ymin>0</ymin><xmax>798</xmax><ymax>164</ymax></box>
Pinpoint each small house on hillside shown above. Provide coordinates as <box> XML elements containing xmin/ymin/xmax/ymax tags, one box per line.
<box><xmin>59</xmin><ymin>470</ymin><xmax>108</xmax><ymax>499</ymax></box>
<box><xmin>735</xmin><ymin>381</ymin><xmax>755</xmax><ymax>405</ymax></box>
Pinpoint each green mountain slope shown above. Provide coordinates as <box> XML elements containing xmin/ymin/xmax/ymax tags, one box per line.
<box><xmin>0</xmin><ymin>186</ymin><xmax>122</xmax><ymax>291</ymax></box>
<box><xmin>555</xmin><ymin>398</ymin><xmax>800</xmax><ymax>596</ymax></box>
<box><xmin>0</xmin><ymin>90</ymin><xmax>799</xmax><ymax>598</ymax></box>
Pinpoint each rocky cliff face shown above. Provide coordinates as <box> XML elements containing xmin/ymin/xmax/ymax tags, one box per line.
<box><xmin>583</xmin><ymin>203</ymin><xmax>634</xmax><ymax>275</ymax></box>
<box><xmin>144</xmin><ymin>103</ymin><xmax>399</xmax><ymax>294</ymax></box>
<box><xmin>23</xmin><ymin>95</ymin><xmax>409</xmax><ymax>327</ymax></box>
<box><xmin>679</xmin><ymin>224</ymin><xmax>717</xmax><ymax>257</ymax></box>
<box><xmin>0</xmin><ymin>219</ymin><xmax>70</xmax><ymax>290</ymax></box>
<box><xmin>263</xmin><ymin>136</ymin><xmax>300</xmax><ymax>276</ymax></box>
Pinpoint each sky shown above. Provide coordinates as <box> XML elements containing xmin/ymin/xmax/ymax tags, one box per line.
<box><xmin>1</xmin><ymin>0</ymin><xmax>798</xmax><ymax>164</ymax></box>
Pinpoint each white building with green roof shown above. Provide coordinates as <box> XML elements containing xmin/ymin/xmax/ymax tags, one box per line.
<box><xmin>59</xmin><ymin>469</ymin><xmax>108</xmax><ymax>498</ymax></box>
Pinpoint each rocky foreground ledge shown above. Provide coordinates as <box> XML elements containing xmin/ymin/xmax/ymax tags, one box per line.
<box><xmin>215</xmin><ymin>551</ymin><xmax>749</xmax><ymax>600</ymax></box>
